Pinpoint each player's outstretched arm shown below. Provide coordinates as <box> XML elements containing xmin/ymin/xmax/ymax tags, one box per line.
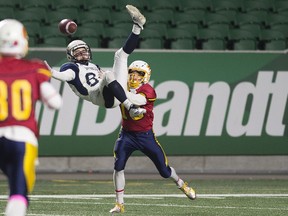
<box><xmin>44</xmin><ymin>60</ymin><xmax>75</xmax><ymax>82</ymax></box>
<box><xmin>40</xmin><ymin>82</ymin><xmax>62</xmax><ymax>109</ymax></box>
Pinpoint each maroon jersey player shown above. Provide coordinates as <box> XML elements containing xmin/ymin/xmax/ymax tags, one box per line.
<box><xmin>121</xmin><ymin>80</ymin><xmax>155</xmax><ymax>131</ymax></box>
<box><xmin>110</xmin><ymin>60</ymin><xmax>196</xmax><ymax>214</ymax></box>
<box><xmin>0</xmin><ymin>19</ymin><xmax>62</xmax><ymax>216</ymax></box>
<box><xmin>1</xmin><ymin>58</ymin><xmax>54</xmax><ymax>137</ymax></box>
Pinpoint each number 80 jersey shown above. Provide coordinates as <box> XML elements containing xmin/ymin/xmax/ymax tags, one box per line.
<box><xmin>0</xmin><ymin>57</ymin><xmax>51</xmax><ymax>137</ymax></box>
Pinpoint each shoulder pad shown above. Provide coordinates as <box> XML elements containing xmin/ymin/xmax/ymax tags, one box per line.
<box><xmin>140</xmin><ymin>84</ymin><xmax>156</xmax><ymax>99</ymax></box>
<box><xmin>60</xmin><ymin>62</ymin><xmax>79</xmax><ymax>72</ymax></box>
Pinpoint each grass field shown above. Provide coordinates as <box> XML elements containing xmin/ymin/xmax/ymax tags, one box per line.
<box><xmin>1</xmin><ymin>176</ymin><xmax>288</xmax><ymax>216</ymax></box>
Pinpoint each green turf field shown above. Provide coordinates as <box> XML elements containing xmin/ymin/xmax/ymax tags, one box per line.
<box><xmin>1</xmin><ymin>178</ymin><xmax>288</xmax><ymax>215</ymax></box>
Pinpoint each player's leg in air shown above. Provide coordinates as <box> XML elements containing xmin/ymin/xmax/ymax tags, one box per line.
<box><xmin>112</xmin><ymin>4</ymin><xmax>146</xmax><ymax>92</ymax></box>
<box><xmin>100</xmin><ymin>5</ymin><xmax>146</xmax><ymax>118</ymax></box>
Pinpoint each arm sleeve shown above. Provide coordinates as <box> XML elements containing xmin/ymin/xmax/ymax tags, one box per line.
<box><xmin>44</xmin><ymin>60</ymin><xmax>75</xmax><ymax>81</ymax></box>
<box><xmin>40</xmin><ymin>82</ymin><xmax>62</xmax><ymax>109</ymax></box>
<box><xmin>52</xmin><ymin>68</ymin><xmax>75</xmax><ymax>81</ymax></box>
<box><xmin>126</xmin><ymin>91</ymin><xmax>147</xmax><ymax>106</ymax></box>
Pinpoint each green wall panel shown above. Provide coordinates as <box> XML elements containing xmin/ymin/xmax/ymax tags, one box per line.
<box><xmin>27</xmin><ymin>50</ymin><xmax>288</xmax><ymax>156</ymax></box>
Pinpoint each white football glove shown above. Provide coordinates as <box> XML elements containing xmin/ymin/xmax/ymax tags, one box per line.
<box><xmin>128</xmin><ymin>105</ymin><xmax>146</xmax><ymax>118</ymax></box>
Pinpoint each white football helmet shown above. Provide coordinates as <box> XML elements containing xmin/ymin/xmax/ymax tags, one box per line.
<box><xmin>66</xmin><ymin>39</ymin><xmax>92</xmax><ymax>63</ymax></box>
<box><xmin>128</xmin><ymin>60</ymin><xmax>151</xmax><ymax>88</ymax></box>
<box><xmin>0</xmin><ymin>19</ymin><xmax>28</xmax><ymax>58</ymax></box>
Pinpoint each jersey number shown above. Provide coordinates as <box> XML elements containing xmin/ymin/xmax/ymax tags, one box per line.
<box><xmin>0</xmin><ymin>80</ymin><xmax>32</xmax><ymax>121</ymax></box>
<box><xmin>85</xmin><ymin>73</ymin><xmax>99</xmax><ymax>86</ymax></box>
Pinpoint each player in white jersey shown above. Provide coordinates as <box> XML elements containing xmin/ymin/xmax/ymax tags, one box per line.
<box><xmin>46</xmin><ymin>5</ymin><xmax>146</xmax><ymax>118</ymax></box>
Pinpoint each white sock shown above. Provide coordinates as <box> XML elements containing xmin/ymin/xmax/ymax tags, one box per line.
<box><xmin>123</xmin><ymin>99</ymin><xmax>133</xmax><ymax>110</ymax></box>
<box><xmin>132</xmin><ymin>24</ymin><xmax>141</xmax><ymax>35</ymax></box>
<box><xmin>5</xmin><ymin>195</ymin><xmax>27</xmax><ymax>216</ymax></box>
<box><xmin>113</xmin><ymin>170</ymin><xmax>125</xmax><ymax>204</ymax></box>
<box><xmin>170</xmin><ymin>167</ymin><xmax>184</xmax><ymax>188</ymax></box>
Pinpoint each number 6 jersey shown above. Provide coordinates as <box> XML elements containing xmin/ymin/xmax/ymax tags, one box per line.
<box><xmin>59</xmin><ymin>61</ymin><xmax>107</xmax><ymax>106</ymax></box>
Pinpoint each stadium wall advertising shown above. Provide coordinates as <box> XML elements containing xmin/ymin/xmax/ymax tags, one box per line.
<box><xmin>28</xmin><ymin>49</ymin><xmax>288</xmax><ymax>156</ymax></box>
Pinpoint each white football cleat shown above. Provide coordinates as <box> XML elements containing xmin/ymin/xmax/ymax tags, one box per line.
<box><xmin>129</xmin><ymin>105</ymin><xmax>146</xmax><ymax>118</ymax></box>
<box><xmin>179</xmin><ymin>182</ymin><xmax>196</xmax><ymax>200</ymax></box>
<box><xmin>109</xmin><ymin>203</ymin><xmax>124</xmax><ymax>214</ymax></box>
<box><xmin>126</xmin><ymin>5</ymin><xmax>146</xmax><ymax>30</ymax></box>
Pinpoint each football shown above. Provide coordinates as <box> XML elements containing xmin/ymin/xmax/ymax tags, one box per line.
<box><xmin>58</xmin><ymin>19</ymin><xmax>77</xmax><ymax>35</ymax></box>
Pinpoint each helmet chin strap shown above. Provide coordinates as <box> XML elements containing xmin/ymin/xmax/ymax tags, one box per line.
<box><xmin>75</xmin><ymin>59</ymin><xmax>89</xmax><ymax>65</ymax></box>
<box><xmin>69</xmin><ymin>53</ymin><xmax>90</xmax><ymax>65</ymax></box>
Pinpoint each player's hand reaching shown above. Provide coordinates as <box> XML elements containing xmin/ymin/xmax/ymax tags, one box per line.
<box><xmin>44</xmin><ymin>60</ymin><xmax>52</xmax><ymax>71</ymax></box>
<box><xmin>129</xmin><ymin>105</ymin><xmax>146</xmax><ymax>119</ymax></box>
<box><xmin>44</xmin><ymin>60</ymin><xmax>75</xmax><ymax>82</ymax></box>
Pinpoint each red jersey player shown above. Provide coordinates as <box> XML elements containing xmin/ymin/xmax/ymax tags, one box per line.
<box><xmin>109</xmin><ymin>60</ymin><xmax>197</xmax><ymax>214</ymax></box>
<box><xmin>0</xmin><ymin>19</ymin><xmax>62</xmax><ymax>216</ymax></box>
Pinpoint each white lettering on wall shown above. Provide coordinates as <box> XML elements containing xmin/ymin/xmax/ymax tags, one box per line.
<box><xmin>184</xmin><ymin>82</ymin><xmax>230</xmax><ymax>136</ymax></box>
<box><xmin>77</xmin><ymin>101</ymin><xmax>121</xmax><ymax>135</ymax></box>
<box><xmin>265</xmin><ymin>72</ymin><xmax>288</xmax><ymax>136</ymax></box>
<box><xmin>39</xmin><ymin>79</ymin><xmax>62</xmax><ymax>135</ymax></box>
<box><xmin>154</xmin><ymin>81</ymin><xmax>189</xmax><ymax>136</ymax></box>
<box><xmin>227</xmin><ymin>72</ymin><xmax>288</xmax><ymax>136</ymax></box>
<box><xmin>42</xmin><ymin>71</ymin><xmax>288</xmax><ymax>137</ymax></box>
<box><xmin>54</xmin><ymin>82</ymin><xmax>80</xmax><ymax>135</ymax></box>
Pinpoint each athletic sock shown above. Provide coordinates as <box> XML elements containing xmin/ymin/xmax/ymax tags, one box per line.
<box><xmin>123</xmin><ymin>99</ymin><xmax>133</xmax><ymax>110</ymax></box>
<box><xmin>107</xmin><ymin>80</ymin><xmax>128</xmax><ymax>104</ymax></box>
<box><xmin>114</xmin><ymin>170</ymin><xmax>125</xmax><ymax>204</ymax></box>
<box><xmin>5</xmin><ymin>195</ymin><xmax>27</xmax><ymax>216</ymax></box>
<box><xmin>132</xmin><ymin>24</ymin><xmax>141</xmax><ymax>35</ymax></box>
<box><xmin>123</xmin><ymin>32</ymin><xmax>139</xmax><ymax>54</ymax></box>
<box><xmin>170</xmin><ymin>167</ymin><xmax>185</xmax><ymax>187</ymax></box>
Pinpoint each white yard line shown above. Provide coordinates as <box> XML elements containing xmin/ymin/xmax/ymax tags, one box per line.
<box><xmin>1</xmin><ymin>194</ymin><xmax>288</xmax><ymax>199</ymax></box>
<box><xmin>1</xmin><ymin>194</ymin><xmax>288</xmax><ymax>216</ymax></box>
